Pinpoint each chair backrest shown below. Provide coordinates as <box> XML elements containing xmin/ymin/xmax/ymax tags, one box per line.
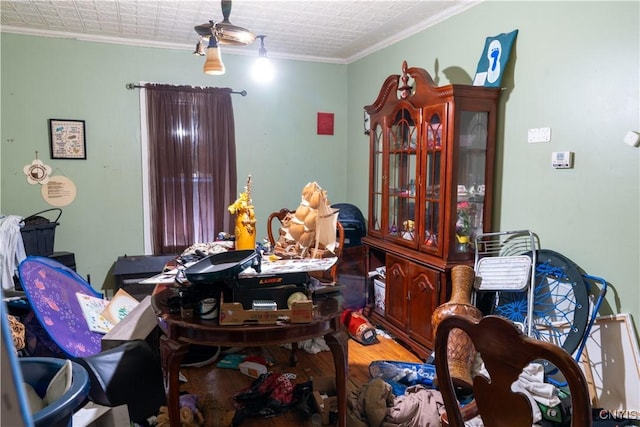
<box><xmin>266</xmin><ymin>208</ymin><xmax>293</xmax><ymax>247</ymax></box>
<box><xmin>434</xmin><ymin>314</ymin><xmax>592</xmax><ymax>427</ymax></box>
<box><xmin>266</xmin><ymin>208</ymin><xmax>345</xmax><ymax>282</ymax></box>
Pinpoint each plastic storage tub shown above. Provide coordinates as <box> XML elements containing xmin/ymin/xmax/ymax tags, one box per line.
<box><xmin>20</xmin><ymin>357</ymin><xmax>90</xmax><ymax>427</ymax></box>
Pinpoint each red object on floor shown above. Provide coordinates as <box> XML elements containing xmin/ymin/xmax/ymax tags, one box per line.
<box><xmin>341</xmin><ymin>309</ymin><xmax>377</xmax><ymax>345</ymax></box>
<box><xmin>243</xmin><ymin>355</ymin><xmax>268</xmax><ymax>365</ymax></box>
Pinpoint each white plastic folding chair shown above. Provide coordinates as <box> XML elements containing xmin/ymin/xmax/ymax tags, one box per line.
<box><xmin>472</xmin><ymin>230</ymin><xmax>538</xmax><ymax>336</ymax></box>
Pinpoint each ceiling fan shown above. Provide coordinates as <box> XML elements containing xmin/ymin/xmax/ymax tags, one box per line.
<box><xmin>194</xmin><ymin>0</ymin><xmax>256</xmax><ymax>46</ymax></box>
<box><xmin>193</xmin><ymin>0</ymin><xmax>259</xmax><ymax>75</ymax></box>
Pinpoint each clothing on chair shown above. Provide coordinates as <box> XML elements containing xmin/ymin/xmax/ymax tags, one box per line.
<box><xmin>0</xmin><ymin>215</ymin><xmax>27</xmax><ymax>289</ymax></box>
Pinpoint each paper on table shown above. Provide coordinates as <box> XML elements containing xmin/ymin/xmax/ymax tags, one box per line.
<box><xmin>138</xmin><ymin>270</ymin><xmax>178</xmax><ymax>284</ymax></box>
<box><xmin>238</xmin><ymin>257</ymin><xmax>337</xmax><ymax>277</ymax></box>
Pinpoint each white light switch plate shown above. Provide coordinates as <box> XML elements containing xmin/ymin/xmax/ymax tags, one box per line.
<box><xmin>528</xmin><ymin>127</ymin><xmax>551</xmax><ymax>143</ymax></box>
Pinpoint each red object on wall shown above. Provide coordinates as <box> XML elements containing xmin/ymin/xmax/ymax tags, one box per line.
<box><xmin>317</xmin><ymin>112</ymin><xmax>334</xmax><ymax>135</ymax></box>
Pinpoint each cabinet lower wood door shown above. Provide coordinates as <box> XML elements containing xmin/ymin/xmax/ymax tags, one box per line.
<box><xmin>384</xmin><ymin>253</ymin><xmax>442</xmax><ymax>353</ymax></box>
<box><xmin>407</xmin><ymin>265</ymin><xmax>440</xmax><ymax>349</ymax></box>
<box><xmin>385</xmin><ymin>255</ymin><xmax>409</xmax><ymax>329</ymax></box>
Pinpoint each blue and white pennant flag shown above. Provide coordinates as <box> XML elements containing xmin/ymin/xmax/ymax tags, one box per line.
<box><xmin>473</xmin><ymin>29</ymin><xmax>519</xmax><ymax>87</ymax></box>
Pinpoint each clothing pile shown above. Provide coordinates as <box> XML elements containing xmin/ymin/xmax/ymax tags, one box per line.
<box><xmin>352</xmin><ymin>357</ymin><xmax>577</xmax><ymax>427</ymax></box>
<box><xmin>348</xmin><ymin>378</ymin><xmax>444</xmax><ymax>427</ymax></box>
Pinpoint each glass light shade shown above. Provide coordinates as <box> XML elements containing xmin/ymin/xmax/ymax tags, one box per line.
<box><xmin>203</xmin><ymin>45</ymin><xmax>225</xmax><ymax>75</ymax></box>
<box><xmin>252</xmin><ymin>56</ymin><xmax>274</xmax><ymax>83</ymax></box>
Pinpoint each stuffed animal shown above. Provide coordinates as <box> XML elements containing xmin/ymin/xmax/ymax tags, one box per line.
<box><xmin>153</xmin><ymin>394</ymin><xmax>204</xmax><ymax>427</ymax></box>
<box><xmin>274</xmin><ymin>181</ymin><xmax>338</xmax><ymax>259</ymax></box>
<box><xmin>363</xmin><ymin>378</ymin><xmax>394</xmax><ymax>427</ymax></box>
<box><xmin>347</xmin><ymin>378</ymin><xmax>394</xmax><ymax>427</ymax></box>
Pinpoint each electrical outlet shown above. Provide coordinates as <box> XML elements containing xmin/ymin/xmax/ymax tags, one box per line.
<box><xmin>528</xmin><ymin>127</ymin><xmax>551</xmax><ymax>143</ymax></box>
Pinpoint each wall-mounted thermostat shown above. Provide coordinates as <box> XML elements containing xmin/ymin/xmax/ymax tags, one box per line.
<box><xmin>551</xmin><ymin>151</ymin><xmax>574</xmax><ymax>169</ymax></box>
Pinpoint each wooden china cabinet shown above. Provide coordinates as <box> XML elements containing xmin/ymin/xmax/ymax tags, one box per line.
<box><xmin>363</xmin><ymin>61</ymin><xmax>500</xmax><ymax>358</ymax></box>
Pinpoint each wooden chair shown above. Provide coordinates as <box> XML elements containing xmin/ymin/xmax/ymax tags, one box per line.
<box><xmin>434</xmin><ymin>314</ymin><xmax>592</xmax><ymax>427</ymax></box>
<box><xmin>266</xmin><ymin>208</ymin><xmax>345</xmax><ymax>282</ymax></box>
<box><xmin>266</xmin><ymin>208</ymin><xmax>294</xmax><ymax>249</ymax></box>
<box><xmin>265</xmin><ymin>208</ymin><xmax>346</xmax><ymax>365</ymax></box>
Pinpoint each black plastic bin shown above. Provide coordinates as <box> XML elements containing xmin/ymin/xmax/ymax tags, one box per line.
<box><xmin>20</xmin><ymin>208</ymin><xmax>62</xmax><ymax>256</ymax></box>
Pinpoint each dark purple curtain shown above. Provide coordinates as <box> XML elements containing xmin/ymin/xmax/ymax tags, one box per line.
<box><xmin>145</xmin><ymin>84</ymin><xmax>237</xmax><ymax>254</ymax></box>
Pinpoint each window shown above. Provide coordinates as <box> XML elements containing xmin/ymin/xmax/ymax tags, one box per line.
<box><xmin>141</xmin><ymin>84</ymin><xmax>237</xmax><ymax>254</ymax></box>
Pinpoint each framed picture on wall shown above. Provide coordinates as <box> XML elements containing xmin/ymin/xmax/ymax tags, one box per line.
<box><xmin>49</xmin><ymin>119</ymin><xmax>86</xmax><ymax>159</ymax></box>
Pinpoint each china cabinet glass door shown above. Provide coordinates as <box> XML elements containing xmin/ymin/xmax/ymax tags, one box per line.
<box><xmin>371</xmin><ymin>123</ymin><xmax>383</xmax><ymax>234</ymax></box>
<box><xmin>387</xmin><ymin>107</ymin><xmax>418</xmax><ymax>247</ymax></box>
<box><xmin>454</xmin><ymin>110</ymin><xmax>489</xmax><ymax>253</ymax></box>
<box><xmin>420</xmin><ymin>109</ymin><xmax>444</xmax><ymax>255</ymax></box>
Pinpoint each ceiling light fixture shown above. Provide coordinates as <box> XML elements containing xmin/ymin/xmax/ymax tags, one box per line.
<box><xmin>252</xmin><ymin>35</ymin><xmax>274</xmax><ymax>83</ymax></box>
<box><xmin>194</xmin><ymin>0</ymin><xmax>256</xmax><ymax>75</ymax></box>
<box><xmin>203</xmin><ymin>32</ymin><xmax>225</xmax><ymax>75</ymax></box>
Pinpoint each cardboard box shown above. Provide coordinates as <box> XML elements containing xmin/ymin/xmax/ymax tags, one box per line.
<box><xmin>73</xmin><ymin>402</ymin><xmax>130</xmax><ymax>427</ymax></box>
<box><xmin>311</xmin><ymin>376</ymin><xmax>338</xmax><ymax>425</ymax></box>
<box><xmin>232</xmin><ymin>283</ymin><xmax>306</xmax><ymax>310</ymax></box>
<box><xmin>101</xmin><ymin>296</ymin><xmax>159</xmax><ymax>351</ymax></box>
<box><xmin>218</xmin><ymin>300</ymin><xmax>313</xmax><ymax>325</ymax></box>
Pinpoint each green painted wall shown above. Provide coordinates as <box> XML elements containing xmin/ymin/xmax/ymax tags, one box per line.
<box><xmin>1</xmin><ymin>35</ymin><xmax>347</xmax><ymax>290</ymax></box>
<box><xmin>348</xmin><ymin>1</ymin><xmax>640</xmax><ymax>323</ymax></box>
<box><xmin>2</xmin><ymin>1</ymin><xmax>639</xmax><ymax>326</ymax></box>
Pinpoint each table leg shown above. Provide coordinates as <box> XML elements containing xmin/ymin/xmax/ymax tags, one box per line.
<box><xmin>290</xmin><ymin>342</ymin><xmax>299</xmax><ymax>366</ymax></box>
<box><xmin>324</xmin><ymin>326</ymin><xmax>348</xmax><ymax>427</ymax></box>
<box><xmin>159</xmin><ymin>335</ymin><xmax>190</xmax><ymax>427</ymax></box>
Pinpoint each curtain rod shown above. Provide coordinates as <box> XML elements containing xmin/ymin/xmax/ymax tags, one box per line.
<box><xmin>125</xmin><ymin>83</ymin><xmax>247</xmax><ymax>96</ymax></box>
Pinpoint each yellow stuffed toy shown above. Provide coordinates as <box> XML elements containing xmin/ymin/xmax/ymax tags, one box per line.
<box><xmin>154</xmin><ymin>394</ymin><xmax>204</xmax><ymax>427</ymax></box>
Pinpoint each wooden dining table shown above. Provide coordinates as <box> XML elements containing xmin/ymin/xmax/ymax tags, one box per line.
<box><xmin>150</xmin><ymin>282</ymin><xmax>348</xmax><ymax>427</ymax></box>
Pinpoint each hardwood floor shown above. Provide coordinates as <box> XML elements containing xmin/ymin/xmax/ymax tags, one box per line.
<box><xmin>179</xmin><ymin>333</ymin><xmax>423</xmax><ymax>427</ymax></box>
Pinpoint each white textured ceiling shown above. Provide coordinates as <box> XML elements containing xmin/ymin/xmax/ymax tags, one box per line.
<box><xmin>0</xmin><ymin>0</ymin><xmax>479</xmax><ymax>63</ymax></box>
